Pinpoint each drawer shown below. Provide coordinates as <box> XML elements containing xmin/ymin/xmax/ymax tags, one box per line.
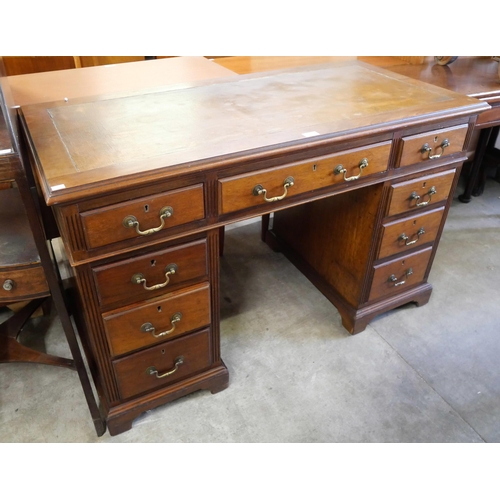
<box><xmin>218</xmin><ymin>141</ymin><xmax>391</xmax><ymax>214</ymax></box>
<box><xmin>368</xmin><ymin>246</ymin><xmax>432</xmax><ymax>302</ymax></box>
<box><xmin>399</xmin><ymin>125</ymin><xmax>468</xmax><ymax>168</ymax></box>
<box><xmin>93</xmin><ymin>239</ymin><xmax>208</xmax><ymax>308</ymax></box>
<box><xmin>0</xmin><ymin>265</ymin><xmax>48</xmax><ymax>301</ymax></box>
<box><xmin>386</xmin><ymin>169</ymin><xmax>456</xmax><ymax>217</ymax></box>
<box><xmin>378</xmin><ymin>207</ymin><xmax>445</xmax><ymax>259</ymax></box>
<box><xmin>476</xmin><ymin>103</ymin><xmax>500</xmax><ymax>126</ymax></box>
<box><xmin>103</xmin><ymin>282</ymin><xmax>211</xmax><ymax>357</ymax></box>
<box><xmin>81</xmin><ymin>184</ymin><xmax>205</xmax><ymax>249</ymax></box>
<box><xmin>113</xmin><ymin>328</ymin><xmax>212</xmax><ymax>400</ymax></box>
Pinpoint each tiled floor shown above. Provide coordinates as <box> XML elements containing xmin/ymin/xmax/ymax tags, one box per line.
<box><xmin>1</xmin><ymin>178</ymin><xmax>499</xmax><ymax>443</ymax></box>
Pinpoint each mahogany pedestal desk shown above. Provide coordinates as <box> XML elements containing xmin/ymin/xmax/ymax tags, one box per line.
<box><xmin>19</xmin><ymin>61</ymin><xmax>489</xmax><ymax>435</ymax></box>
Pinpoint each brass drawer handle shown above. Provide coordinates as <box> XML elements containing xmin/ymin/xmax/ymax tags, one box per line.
<box><xmin>421</xmin><ymin>139</ymin><xmax>449</xmax><ymax>160</ymax></box>
<box><xmin>123</xmin><ymin>206</ymin><xmax>173</xmax><ymax>236</ymax></box>
<box><xmin>141</xmin><ymin>313</ymin><xmax>182</xmax><ymax>338</ymax></box>
<box><xmin>410</xmin><ymin>186</ymin><xmax>436</xmax><ymax>207</ymax></box>
<box><xmin>334</xmin><ymin>158</ymin><xmax>368</xmax><ymax>181</ymax></box>
<box><xmin>3</xmin><ymin>279</ymin><xmax>14</xmax><ymax>291</ymax></box>
<box><xmin>147</xmin><ymin>356</ymin><xmax>184</xmax><ymax>379</ymax></box>
<box><xmin>388</xmin><ymin>268</ymin><xmax>413</xmax><ymax>287</ymax></box>
<box><xmin>253</xmin><ymin>176</ymin><xmax>294</xmax><ymax>202</ymax></box>
<box><xmin>131</xmin><ymin>263</ymin><xmax>178</xmax><ymax>291</ymax></box>
<box><xmin>398</xmin><ymin>228</ymin><xmax>425</xmax><ymax>246</ymax></box>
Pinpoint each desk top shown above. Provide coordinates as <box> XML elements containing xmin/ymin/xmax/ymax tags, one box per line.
<box><xmin>20</xmin><ymin>60</ymin><xmax>489</xmax><ymax>205</ymax></box>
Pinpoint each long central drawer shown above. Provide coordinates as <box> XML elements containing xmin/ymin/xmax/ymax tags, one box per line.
<box><xmin>218</xmin><ymin>141</ymin><xmax>391</xmax><ymax>214</ymax></box>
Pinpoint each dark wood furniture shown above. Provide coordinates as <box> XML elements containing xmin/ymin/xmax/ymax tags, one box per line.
<box><xmin>19</xmin><ymin>61</ymin><xmax>489</xmax><ymax>435</ymax></box>
<box><xmin>0</xmin><ymin>57</ymin><xmax>105</xmax><ymax>435</ymax></box>
<box><xmin>0</xmin><ymin>82</ymin><xmax>53</xmax><ymax>366</ymax></box>
<box><xmin>381</xmin><ymin>56</ymin><xmax>500</xmax><ymax>203</ymax></box>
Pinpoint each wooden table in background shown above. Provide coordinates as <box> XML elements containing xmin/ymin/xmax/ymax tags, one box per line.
<box><xmin>7</xmin><ymin>56</ymin><xmax>235</xmax><ymax>107</ymax></box>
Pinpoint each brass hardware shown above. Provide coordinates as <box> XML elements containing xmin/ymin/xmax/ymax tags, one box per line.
<box><xmin>420</xmin><ymin>139</ymin><xmax>449</xmax><ymax>160</ymax></box>
<box><xmin>131</xmin><ymin>263</ymin><xmax>178</xmax><ymax>291</ymax></box>
<box><xmin>2</xmin><ymin>279</ymin><xmax>14</xmax><ymax>291</ymax></box>
<box><xmin>388</xmin><ymin>268</ymin><xmax>413</xmax><ymax>287</ymax></box>
<box><xmin>140</xmin><ymin>313</ymin><xmax>182</xmax><ymax>338</ymax></box>
<box><xmin>253</xmin><ymin>176</ymin><xmax>294</xmax><ymax>202</ymax></box>
<box><xmin>122</xmin><ymin>206</ymin><xmax>173</xmax><ymax>236</ymax></box>
<box><xmin>334</xmin><ymin>158</ymin><xmax>368</xmax><ymax>181</ymax></box>
<box><xmin>398</xmin><ymin>228</ymin><xmax>425</xmax><ymax>246</ymax></box>
<box><xmin>147</xmin><ymin>356</ymin><xmax>184</xmax><ymax>379</ymax></box>
<box><xmin>410</xmin><ymin>186</ymin><xmax>436</xmax><ymax>207</ymax></box>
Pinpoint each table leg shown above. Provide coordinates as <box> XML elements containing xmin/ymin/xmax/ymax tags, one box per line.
<box><xmin>459</xmin><ymin>127</ymin><xmax>492</xmax><ymax>203</ymax></box>
<box><xmin>16</xmin><ymin>159</ymin><xmax>106</xmax><ymax>436</ymax></box>
<box><xmin>473</xmin><ymin>126</ymin><xmax>500</xmax><ymax>196</ymax></box>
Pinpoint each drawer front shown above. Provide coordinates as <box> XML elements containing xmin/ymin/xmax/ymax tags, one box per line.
<box><xmin>103</xmin><ymin>282</ymin><xmax>211</xmax><ymax>357</ymax></box>
<box><xmin>219</xmin><ymin>142</ymin><xmax>391</xmax><ymax>214</ymax></box>
<box><xmin>81</xmin><ymin>184</ymin><xmax>205</xmax><ymax>249</ymax></box>
<box><xmin>113</xmin><ymin>329</ymin><xmax>212</xmax><ymax>400</ymax></box>
<box><xmin>378</xmin><ymin>207</ymin><xmax>445</xmax><ymax>259</ymax></box>
<box><xmin>368</xmin><ymin>247</ymin><xmax>432</xmax><ymax>302</ymax></box>
<box><xmin>399</xmin><ymin>125</ymin><xmax>468</xmax><ymax>168</ymax></box>
<box><xmin>387</xmin><ymin>169</ymin><xmax>456</xmax><ymax>217</ymax></box>
<box><xmin>93</xmin><ymin>239</ymin><xmax>208</xmax><ymax>308</ymax></box>
<box><xmin>0</xmin><ymin>266</ymin><xmax>48</xmax><ymax>301</ymax></box>
<box><xmin>476</xmin><ymin>103</ymin><xmax>500</xmax><ymax>126</ymax></box>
